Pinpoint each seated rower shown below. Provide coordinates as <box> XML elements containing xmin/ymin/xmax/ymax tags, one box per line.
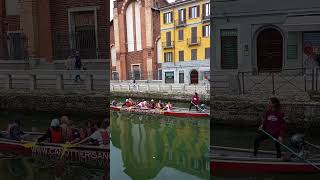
<box><xmin>37</xmin><ymin>119</ymin><xmax>63</xmax><ymax>144</ymax></box>
<box><xmin>122</xmin><ymin>99</ymin><xmax>132</xmax><ymax>107</ymax></box>
<box><xmin>86</xmin><ymin>119</ymin><xmax>97</xmax><ymax>136</ymax></box>
<box><xmin>75</xmin><ymin>119</ymin><xmax>110</xmax><ymax>147</ymax></box>
<box><xmin>156</xmin><ymin>100</ymin><xmax>164</xmax><ymax>109</ymax></box>
<box><xmin>164</xmin><ymin>102</ymin><xmax>173</xmax><ymax>111</ymax></box>
<box><xmin>137</xmin><ymin>100</ymin><xmax>148</xmax><ymax>109</ymax></box>
<box><xmin>64</xmin><ymin>120</ymin><xmax>80</xmax><ymax>143</ymax></box>
<box><xmin>4</xmin><ymin>118</ymin><xmax>26</xmax><ymax>141</ymax></box>
<box><xmin>148</xmin><ymin>99</ymin><xmax>156</xmax><ymax>109</ymax></box>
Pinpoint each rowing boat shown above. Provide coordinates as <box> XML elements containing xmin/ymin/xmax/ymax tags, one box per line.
<box><xmin>110</xmin><ymin>105</ymin><xmax>209</xmax><ymax>118</ymax></box>
<box><xmin>0</xmin><ymin>131</ymin><xmax>109</xmax><ymax>168</ymax></box>
<box><xmin>210</xmin><ymin>146</ymin><xmax>320</xmax><ymax>174</ymax></box>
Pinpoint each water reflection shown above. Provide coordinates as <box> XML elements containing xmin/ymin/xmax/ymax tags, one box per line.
<box><xmin>111</xmin><ymin>112</ymin><xmax>210</xmax><ymax>180</ymax></box>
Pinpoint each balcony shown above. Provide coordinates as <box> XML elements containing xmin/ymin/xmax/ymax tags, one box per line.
<box><xmin>176</xmin><ymin>19</ymin><xmax>186</xmax><ymax>28</ymax></box>
<box><xmin>187</xmin><ymin>37</ymin><xmax>201</xmax><ymax>46</ymax></box>
<box><xmin>162</xmin><ymin>41</ymin><xmax>174</xmax><ymax>49</ymax></box>
<box><xmin>202</xmin><ymin>14</ymin><xmax>210</xmax><ymax>23</ymax></box>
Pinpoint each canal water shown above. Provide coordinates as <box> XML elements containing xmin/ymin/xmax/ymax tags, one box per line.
<box><xmin>110</xmin><ymin>111</ymin><xmax>210</xmax><ymax>180</ymax></box>
<box><xmin>212</xmin><ymin>125</ymin><xmax>320</xmax><ymax>180</ymax></box>
<box><xmin>0</xmin><ymin>111</ymin><xmax>107</xmax><ymax>180</ymax></box>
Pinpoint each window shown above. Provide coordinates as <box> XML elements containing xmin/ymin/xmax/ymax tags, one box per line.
<box><xmin>164</xmin><ymin>52</ymin><xmax>173</xmax><ymax>62</ymax></box>
<box><xmin>203</xmin><ymin>3</ymin><xmax>210</xmax><ymax>18</ymax></box>
<box><xmin>191</xmin><ymin>49</ymin><xmax>197</xmax><ymax>60</ymax></box>
<box><xmin>112</xmin><ymin>72</ymin><xmax>119</xmax><ymax>80</ymax></box>
<box><xmin>189</xmin><ymin>6</ymin><xmax>199</xmax><ymax>19</ymax></box>
<box><xmin>205</xmin><ymin>48</ymin><xmax>210</xmax><ymax>59</ymax></box>
<box><xmin>111</xmin><ymin>47</ymin><xmax>117</xmax><ymax>66</ymax></box>
<box><xmin>7</xmin><ymin>32</ymin><xmax>25</xmax><ymax>60</ymax></box>
<box><xmin>191</xmin><ymin>27</ymin><xmax>197</xmax><ymax>44</ymax></box>
<box><xmin>164</xmin><ymin>12</ymin><xmax>173</xmax><ymax>24</ymax></box>
<box><xmin>178</xmin><ymin>30</ymin><xmax>184</xmax><ymax>40</ymax></box>
<box><xmin>202</xmin><ymin>25</ymin><xmax>210</xmax><ymax>37</ymax></box>
<box><xmin>288</xmin><ymin>32</ymin><xmax>298</xmax><ymax>59</ymax></box>
<box><xmin>5</xmin><ymin>0</ymin><xmax>19</xmax><ymax>15</ymax></box>
<box><xmin>158</xmin><ymin>69</ymin><xmax>162</xmax><ymax>80</ymax></box>
<box><xmin>179</xmin><ymin>71</ymin><xmax>184</xmax><ymax>84</ymax></box>
<box><xmin>165</xmin><ymin>72</ymin><xmax>174</xmax><ymax>84</ymax></box>
<box><xmin>221</xmin><ymin>29</ymin><xmax>238</xmax><ymax>69</ymax></box>
<box><xmin>178</xmin><ymin>9</ymin><xmax>186</xmax><ymax>24</ymax></box>
<box><xmin>166</xmin><ymin>31</ymin><xmax>172</xmax><ymax>47</ymax></box>
<box><xmin>179</xmin><ymin>51</ymin><xmax>184</xmax><ymax>61</ymax></box>
<box><xmin>132</xmin><ymin>65</ymin><xmax>141</xmax><ymax>80</ymax></box>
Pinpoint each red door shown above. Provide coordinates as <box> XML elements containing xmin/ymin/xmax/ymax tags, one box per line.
<box><xmin>257</xmin><ymin>28</ymin><xmax>283</xmax><ymax>71</ymax></box>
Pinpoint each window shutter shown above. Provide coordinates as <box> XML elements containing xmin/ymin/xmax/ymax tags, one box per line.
<box><xmin>197</xmin><ymin>5</ymin><xmax>200</xmax><ymax>17</ymax></box>
<box><xmin>202</xmin><ymin>26</ymin><xmax>205</xmax><ymax>37</ymax></box>
<box><xmin>189</xmin><ymin>7</ymin><xmax>191</xmax><ymax>19</ymax></box>
<box><xmin>170</xmin><ymin>12</ymin><xmax>173</xmax><ymax>23</ymax></box>
<box><xmin>183</xmin><ymin>9</ymin><xmax>186</xmax><ymax>21</ymax></box>
<box><xmin>202</xmin><ymin>4</ymin><xmax>205</xmax><ymax>18</ymax></box>
<box><xmin>163</xmin><ymin>13</ymin><xmax>166</xmax><ymax>24</ymax></box>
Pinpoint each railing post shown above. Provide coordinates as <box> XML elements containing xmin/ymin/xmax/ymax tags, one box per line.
<box><xmin>312</xmin><ymin>68</ymin><xmax>314</xmax><ymax>91</ymax></box>
<box><xmin>86</xmin><ymin>74</ymin><xmax>93</xmax><ymax>91</ymax></box>
<box><xmin>169</xmin><ymin>85</ymin><xmax>173</xmax><ymax>92</ymax></box>
<box><xmin>146</xmin><ymin>84</ymin><xmax>150</xmax><ymax>91</ymax></box>
<box><xmin>316</xmin><ymin>68</ymin><xmax>319</xmax><ymax>91</ymax></box>
<box><xmin>29</xmin><ymin>74</ymin><xmax>36</xmax><ymax>90</ymax></box>
<box><xmin>158</xmin><ymin>84</ymin><xmax>161</xmax><ymax>91</ymax></box>
<box><xmin>56</xmin><ymin>74</ymin><xmax>64</xmax><ymax>90</ymax></box>
<box><xmin>272</xmin><ymin>73</ymin><xmax>275</xmax><ymax>95</ymax></box>
<box><xmin>241</xmin><ymin>72</ymin><xmax>245</xmax><ymax>94</ymax></box>
<box><xmin>237</xmin><ymin>72</ymin><xmax>241</xmax><ymax>95</ymax></box>
<box><xmin>4</xmin><ymin>74</ymin><xmax>12</xmax><ymax>90</ymax></box>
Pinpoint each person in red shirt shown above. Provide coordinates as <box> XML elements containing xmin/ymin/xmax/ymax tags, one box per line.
<box><xmin>189</xmin><ymin>92</ymin><xmax>200</xmax><ymax>111</ymax></box>
<box><xmin>254</xmin><ymin>97</ymin><xmax>286</xmax><ymax>158</ymax></box>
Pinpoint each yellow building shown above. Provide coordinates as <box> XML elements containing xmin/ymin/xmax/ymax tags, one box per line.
<box><xmin>159</xmin><ymin>0</ymin><xmax>210</xmax><ymax>84</ymax></box>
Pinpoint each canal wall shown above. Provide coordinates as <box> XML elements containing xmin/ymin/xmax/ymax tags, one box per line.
<box><xmin>210</xmin><ymin>95</ymin><xmax>320</xmax><ymax>129</ymax></box>
<box><xmin>0</xmin><ymin>90</ymin><xmax>109</xmax><ymax>116</ymax></box>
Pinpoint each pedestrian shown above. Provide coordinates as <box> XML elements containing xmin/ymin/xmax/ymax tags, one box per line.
<box><xmin>74</xmin><ymin>51</ymin><xmax>83</xmax><ymax>82</ymax></box>
<box><xmin>253</xmin><ymin>97</ymin><xmax>286</xmax><ymax>158</ymax></box>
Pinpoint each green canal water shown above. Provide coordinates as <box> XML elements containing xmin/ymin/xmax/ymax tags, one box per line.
<box><xmin>110</xmin><ymin>111</ymin><xmax>210</xmax><ymax>180</ymax></box>
<box><xmin>0</xmin><ymin>111</ymin><xmax>107</xmax><ymax>180</ymax></box>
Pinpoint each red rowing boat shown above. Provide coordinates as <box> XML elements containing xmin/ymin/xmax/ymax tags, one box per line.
<box><xmin>110</xmin><ymin>105</ymin><xmax>209</xmax><ymax>118</ymax></box>
<box><xmin>0</xmin><ymin>132</ymin><xmax>109</xmax><ymax>168</ymax></box>
<box><xmin>210</xmin><ymin>146</ymin><xmax>320</xmax><ymax>174</ymax></box>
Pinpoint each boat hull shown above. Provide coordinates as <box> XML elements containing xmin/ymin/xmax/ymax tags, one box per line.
<box><xmin>110</xmin><ymin>106</ymin><xmax>209</xmax><ymax>118</ymax></box>
<box><xmin>0</xmin><ymin>138</ymin><xmax>109</xmax><ymax>168</ymax></box>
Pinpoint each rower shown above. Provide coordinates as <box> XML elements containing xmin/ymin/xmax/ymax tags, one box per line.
<box><xmin>75</xmin><ymin>118</ymin><xmax>110</xmax><ymax>147</ymax></box>
<box><xmin>164</xmin><ymin>102</ymin><xmax>173</xmax><ymax>111</ymax></box>
<box><xmin>37</xmin><ymin>119</ymin><xmax>63</xmax><ymax>144</ymax></box>
<box><xmin>5</xmin><ymin>118</ymin><xmax>25</xmax><ymax>141</ymax></box>
<box><xmin>149</xmin><ymin>99</ymin><xmax>156</xmax><ymax>109</ymax></box>
<box><xmin>122</xmin><ymin>99</ymin><xmax>132</xmax><ymax>107</ymax></box>
<box><xmin>137</xmin><ymin>100</ymin><xmax>148</xmax><ymax>109</ymax></box>
<box><xmin>189</xmin><ymin>92</ymin><xmax>200</xmax><ymax>112</ymax></box>
<box><xmin>156</xmin><ymin>100</ymin><xmax>164</xmax><ymax>109</ymax></box>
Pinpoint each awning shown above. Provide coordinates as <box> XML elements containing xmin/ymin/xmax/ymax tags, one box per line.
<box><xmin>284</xmin><ymin>15</ymin><xmax>320</xmax><ymax>32</ymax></box>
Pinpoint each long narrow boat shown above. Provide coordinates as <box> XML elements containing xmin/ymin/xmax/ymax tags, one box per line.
<box><xmin>210</xmin><ymin>146</ymin><xmax>320</xmax><ymax>174</ymax></box>
<box><xmin>0</xmin><ymin>132</ymin><xmax>109</xmax><ymax>168</ymax></box>
<box><xmin>110</xmin><ymin>105</ymin><xmax>209</xmax><ymax>118</ymax></box>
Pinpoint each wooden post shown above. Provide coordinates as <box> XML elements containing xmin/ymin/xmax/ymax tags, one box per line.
<box><xmin>56</xmin><ymin>74</ymin><xmax>64</xmax><ymax>90</ymax></box>
<box><xmin>29</xmin><ymin>74</ymin><xmax>36</xmax><ymax>90</ymax></box>
<box><xmin>4</xmin><ymin>74</ymin><xmax>12</xmax><ymax>90</ymax></box>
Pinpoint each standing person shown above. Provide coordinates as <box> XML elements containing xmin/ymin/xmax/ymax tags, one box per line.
<box><xmin>37</xmin><ymin>119</ymin><xmax>63</xmax><ymax>144</ymax></box>
<box><xmin>74</xmin><ymin>51</ymin><xmax>83</xmax><ymax>82</ymax></box>
<box><xmin>189</xmin><ymin>92</ymin><xmax>200</xmax><ymax>111</ymax></box>
<box><xmin>253</xmin><ymin>97</ymin><xmax>286</xmax><ymax>158</ymax></box>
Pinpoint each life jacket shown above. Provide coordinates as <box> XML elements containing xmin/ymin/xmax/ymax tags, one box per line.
<box><xmin>125</xmin><ymin>101</ymin><xmax>131</xmax><ymax>107</ymax></box>
<box><xmin>100</xmin><ymin>131</ymin><xmax>109</xmax><ymax>145</ymax></box>
<box><xmin>49</xmin><ymin>127</ymin><xmax>63</xmax><ymax>143</ymax></box>
<box><xmin>65</xmin><ymin>127</ymin><xmax>75</xmax><ymax>142</ymax></box>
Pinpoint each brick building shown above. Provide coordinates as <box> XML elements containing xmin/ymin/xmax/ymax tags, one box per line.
<box><xmin>111</xmin><ymin>0</ymin><xmax>168</xmax><ymax>80</ymax></box>
<box><xmin>0</xmin><ymin>0</ymin><xmax>108</xmax><ymax>67</ymax></box>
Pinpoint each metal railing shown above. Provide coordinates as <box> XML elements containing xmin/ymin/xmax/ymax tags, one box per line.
<box><xmin>162</xmin><ymin>41</ymin><xmax>175</xmax><ymax>49</ymax></box>
<box><xmin>0</xmin><ymin>70</ymin><xmax>108</xmax><ymax>91</ymax></box>
<box><xmin>187</xmin><ymin>37</ymin><xmax>201</xmax><ymax>46</ymax></box>
<box><xmin>237</xmin><ymin>68</ymin><xmax>313</xmax><ymax>96</ymax></box>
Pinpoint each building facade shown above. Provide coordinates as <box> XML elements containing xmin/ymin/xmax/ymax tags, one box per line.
<box><xmin>0</xmin><ymin>0</ymin><xmax>108</xmax><ymax>66</ymax></box>
<box><xmin>211</xmin><ymin>0</ymin><xmax>320</xmax><ymax>73</ymax></box>
<box><xmin>111</xmin><ymin>0</ymin><xmax>168</xmax><ymax>81</ymax></box>
<box><xmin>160</xmin><ymin>0</ymin><xmax>210</xmax><ymax>84</ymax></box>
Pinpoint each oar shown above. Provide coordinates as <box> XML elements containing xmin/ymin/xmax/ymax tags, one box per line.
<box><xmin>22</xmin><ymin>142</ymin><xmax>38</xmax><ymax>148</ymax></box>
<box><xmin>260</xmin><ymin>129</ymin><xmax>320</xmax><ymax>171</ymax></box>
<box><xmin>60</xmin><ymin>142</ymin><xmax>78</xmax><ymax>159</ymax></box>
<box><xmin>191</xmin><ymin>101</ymin><xmax>205</xmax><ymax>112</ymax></box>
<box><xmin>305</xmin><ymin>141</ymin><xmax>320</xmax><ymax>151</ymax></box>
